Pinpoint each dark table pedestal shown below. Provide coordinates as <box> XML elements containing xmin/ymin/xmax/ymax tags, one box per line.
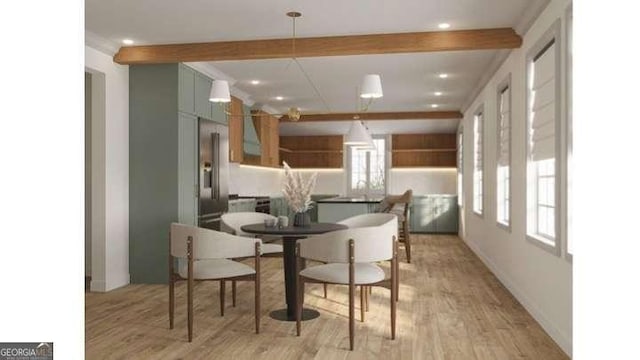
<box><xmin>269</xmin><ymin>236</ymin><xmax>320</xmax><ymax>321</ymax></box>
<box><xmin>240</xmin><ymin>222</ymin><xmax>348</xmax><ymax>322</ymax></box>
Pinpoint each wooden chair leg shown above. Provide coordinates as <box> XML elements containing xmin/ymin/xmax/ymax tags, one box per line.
<box><xmin>232</xmin><ymin>280</ymin><xmax>237</xmax><ymax>307</ymax></box>
<box><xmin>360</xmin><ymin>286</ymin><xmax>365</xmax><ymax>322</ymax></box>
<box><xmin>365</xmin><ymin>286</ymin><xmax>370</xmax><ymax>312</ymax></box>
<box><xmin>395</xmin><ymin>253</ymin><xmax>400</xmax><ymax>302</ymax></box>
<box><xmin>323</xmin><ymin>283</ymin><xmax>328</xmax><ymax>298</ymax></box>
<box><xmin>349</xmin><ymin>281</ymin><xmax>355</xmax><ymax>350</ymax></box>
<box><xmin>403</xmin><ymin>221</ymin><xmax>411</xmax><ymax>263</ymax></box>
<box><xmin>296</xmin><ymin>278</ymin><xmax>303</xmax><ymax>336</ymax></box>
<box><xmin>187</xmin><ymin>275</ymin><xmax>193</xmax><ymax>342</ymax></box>
<box><xmin>169</xmin><ymin>267</ymin><xmax>174</xmax><ymax>330</ymax></box>
<box><xmin>255</xmin><ymin>277</ymin><xmax>260</xmax><ymax>334</ymax></box>
<box><xmin>220</xmin><ymin>280</ymin><xmax>225</xmax><ymax>316</ymax></box>
<box><xmin>255</xmin><ymin>242</ymin><xmax>261</xmax><ymax>334</ymax></box>
<box><xmin>391</xmin><ymin>240</ymin><xmax>398</xmax><ymax>340</ymax></box>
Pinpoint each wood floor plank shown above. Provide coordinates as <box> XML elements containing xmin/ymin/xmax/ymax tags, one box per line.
<box><xmin>85</xmin><ymin>234</ymin><xmax>569</xmax><ymax>359</ymax></box>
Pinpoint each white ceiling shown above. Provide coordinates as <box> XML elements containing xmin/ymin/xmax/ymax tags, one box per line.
<box><xmin>86</xmin><ymin>0</ymin><xmax>547</xmax><ymax>135</ymax></box>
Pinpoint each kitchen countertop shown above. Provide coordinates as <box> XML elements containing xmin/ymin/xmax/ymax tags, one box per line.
<box><xmin>316</xmin><ymin>196</ymin><xmax>383</xmax><ymax>204</ymax></box>
<box><xmin>229</xmin><ymin>198</ymin><xmax>256</xmax><ymax>204</ymax></box>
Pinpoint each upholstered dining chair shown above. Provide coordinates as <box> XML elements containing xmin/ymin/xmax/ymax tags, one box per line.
<box><xmin>379</xmin><ymin>190</ymin><xmax>413</xmax><ymax>263</ymax></box>
<box><xmin>221</xmin><ymin>212</ymin><xmax>284</xmax><ymax>308</ymax></box>
<box><xmin>295</xmin><ymin>213</ymin><xmax>399</xmax><ymax>351</ymax></box>
<box><xmin>221</xmin><ymin>212</ymin><xmax>283</xmax><ymax>256</ymax></box>
<box><xmin>338</xmin><ymin>213</ymin><xmax>402</xmax><ymax>308</ymax></box>
<box><xmin>169</xmin><ymin>223</ymin><xmax>261</xmax><ymax>342</ymax></box>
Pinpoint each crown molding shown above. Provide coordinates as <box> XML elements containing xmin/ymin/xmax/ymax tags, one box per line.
<box><xmin>260</xmin><ymin>104</ymin><xmax>281</xmax><ymax>115</ymax></box>
<box><xmin>515</xmin><ymin>0</ymin><xmax>552</xmax><ymax>35</ymax></box>
<box><xmin>85</xmin><ymin>30</ymin><xmax>119</xmax><ymax>56</ymax></box>
<box><xmin>183</xmin><ymin>62</ymin><xmax>254</xmax><ymax>106</ymax></box>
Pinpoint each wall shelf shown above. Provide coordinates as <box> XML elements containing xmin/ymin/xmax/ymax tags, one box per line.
<box><xmin>280</xmin><ymin>135</ymin><xmax>344</xmax><ymax>168</ymax></box>
<box><xmin>392</xmin><ymin>134</ymin><xmax>457</xmax><ymax>168</ymax></box>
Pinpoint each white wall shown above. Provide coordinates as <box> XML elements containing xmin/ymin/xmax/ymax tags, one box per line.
<box><xmin>229</xmin><ymin>164</ymin><xmax>456</xmax><ymax>197</ymax></box>
<box><xmin>390</xmin><ymin>169</ymin><xmax>457</xmax><ymax>195</ymax></box>
<box><xmin>228</xmin><ymin>164</ymin><xmax>284</xmax><ymax>197</ymax></box>
<box><xmin>85</xmin><ymin>45</ymin><xmax>130</xmax><ymax>292</ymax></box>
<box><xmin>460</xmin><ymin>0</ymin><xmax>572</xmax><ymax>355</ymax></box>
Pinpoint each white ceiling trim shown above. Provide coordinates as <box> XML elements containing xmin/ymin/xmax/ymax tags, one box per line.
<box><xmin>514</xmin><ymin>0</ymin><xmax>551</xmax><ymax>35</ymax></box>
<box><xmin>85</xmin><ymin>30</ymin><xmax>119</xmax><ymax>56</ymax></box>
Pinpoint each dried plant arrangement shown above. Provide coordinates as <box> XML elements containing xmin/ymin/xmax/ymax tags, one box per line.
<box><xmin>282</xmin><ymin>161</ymin><xmax>318</xmax><ymax>213</ymax></box>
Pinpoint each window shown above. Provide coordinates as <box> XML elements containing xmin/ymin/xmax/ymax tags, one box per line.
<box><xmin>526</xmin><ymin>22</ymin><xmax>561</xmax><ymax>253</ymax></box>
<box><xmin>457</xmin><ymin>128</ymin><xmax>464</xmax><ymax>207</ymax></box>
<box><xmin>347</xmin><ymin>136</ymin><xmax>387</xmax><ymax>196</ymax></box>
<box><xmin>473</xmin><ymin>110</ymin><xmax>484</xmax><ymax>215</ymax></box>
<box><xmin>496</xmin><ymin>79</ymin><xmax>511</xmax><ymax>228</ymax></box>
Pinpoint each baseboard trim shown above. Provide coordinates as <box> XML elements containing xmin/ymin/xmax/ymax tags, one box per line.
<box><xmin>90</xmin><ymin>279</ymin><xmax>106</xmax><ymax>292</ymax></box>
<box><xmin>462</xmin><ymin>238</ymin><xmax>572</xmax><ymax>357</ymax></box>
<box><xmin>89</xmin><ymin>273</ymin><xmax>130</xmax><ymax>293</ymax></box>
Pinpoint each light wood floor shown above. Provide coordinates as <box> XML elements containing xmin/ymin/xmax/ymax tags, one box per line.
<box><xmin>85</xmin><ymin>234</ymin><xmax>569</xmax><ymax>359</ymax></box>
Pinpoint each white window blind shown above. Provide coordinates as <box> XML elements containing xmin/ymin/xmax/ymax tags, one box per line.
<box><xmin>530</xmin><ymin>41</ymin><xmax>556</xmax><ymax>161</ymax></box>
<box><xmin>497</xmin><ymin>85</ymin><xmax>511</xmax><ymax>226</ymax></box>
<box><xmin>498</xmin><ymin>86</ymin><xmax>510</xmax><ymax>167</ymax></box>
<box><xmin>473</xmin><ymin>112</ymin><xmax>483</xmax><ymax>214</ymax></box>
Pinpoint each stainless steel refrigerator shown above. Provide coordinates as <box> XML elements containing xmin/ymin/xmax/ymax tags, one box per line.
<box><xmin>197</xmin><ymin>118</ymin><xmax>229</xmax><ymax>230</ymax></box>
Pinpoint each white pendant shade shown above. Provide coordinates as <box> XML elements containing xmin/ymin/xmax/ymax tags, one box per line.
<box><xmin>209</xmin><ymin>80</ymin><xmax>231</xmax><ymax>103</ymax></box>
<box><xmin>344</xmin><ymin>121</ymin><xmax>370</xmax><ymax>145</ymax></box>
<box><xmin>360</xmin><ymin>74</ymin><xmax>383</xmax><ymax>99</ymax></box>
<box><xmin>354</xmin><ymin>132</ymin><xmax>376</xmax><ymax>152</ymax></box>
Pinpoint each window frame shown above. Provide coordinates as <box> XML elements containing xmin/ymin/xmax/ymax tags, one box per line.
<box><xmin>564</xmin><ymin>5</ymin><xmax>573</xmax><ymax>262</ymax></box>
<box><xmin>496</xmin><ymin>74</ymin><xmax>512</xmax><ymax>232</ymax></box>
<box><xmin>346</xmin><ymin>134</ymin><xmax>389</xmax><ymax>197</ymax></box>
<box><xmin>472</xmin><ymin>105</ymin><xmax>484</xmax><ymax>217</ymax></box>
<box><xmin>525</xmin><ymin>19</ymin><xmax>563</xmax><ymax>256</ymax></box>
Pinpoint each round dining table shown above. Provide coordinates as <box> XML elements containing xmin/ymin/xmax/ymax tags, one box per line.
<box><xmin>241</xmin><ymin>222</ymin><xmax>348</xmax><ymax>321</ymax></box>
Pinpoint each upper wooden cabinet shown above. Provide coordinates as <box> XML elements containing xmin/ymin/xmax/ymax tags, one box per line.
<box><xmin>280</xmin><ymin>135</ymin><xmax>344</xmax><ymax>168</ymax></box>
<box><xmin>391</xmin><ymin>133</ymin><xmax>457</xmax><ymax>167</ymax></box>
<box><xmin>228</xmin><ymin>96</ymin><xmax>244</xmax><ymax>163</ymax></box>
<box><xmin>251</xmin><ymin>110</ymin><xmax>280</xmax><ymax>168</ymax></box>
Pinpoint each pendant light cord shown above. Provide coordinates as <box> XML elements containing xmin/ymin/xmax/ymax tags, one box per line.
<box><xmin>287</xmin><ymin>14</ymin><xmax>332</xmax><ymax>113</ymax></box>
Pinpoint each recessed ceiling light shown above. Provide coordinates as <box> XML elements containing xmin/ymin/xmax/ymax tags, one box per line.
<box><xmin>439</xmin><ymin>73</ymin><xmax>448</xmax><ymax>79</ymax></box>
<box><xmin>431</xmin><ymin>104</ymin><xmax>439</xmax><ymax>108</ymax></box>
<box><xmin>250</xmin><ymin>80</ymin><xmax>260</xmax><ymax>85</ymax></box>
<box><xmin>122</xmin><ymin>39</ymin><xmax>134</xmax><ymax>45</ymax></box>
<box><xmin>434</xmin><ymin>91</ymin><xmax>443</xmax><ymax>96</ymax></box>
<box><xmin>275</xmin><ymin>96</ymin><xmax>284</xmax><ymax>101</ymax></box>
<box><xmin>438</xmin><ymin>23</ymin><xmax>451</xmax><ymax>29</ymax></box>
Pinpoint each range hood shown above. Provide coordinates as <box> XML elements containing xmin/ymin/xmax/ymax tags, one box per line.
<box><xmin>243</xmin><ymin>104</ymin><xmax>261</xmax><ymax>156</ymax></box>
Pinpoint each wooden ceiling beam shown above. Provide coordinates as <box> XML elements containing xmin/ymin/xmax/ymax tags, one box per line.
<box><xmin>113</xmin><ymin>28</ymin><xmax>521</xmax><ymax>64</ymax></box>
<box><xmin>279</xmin><ymin>111</ymin><xmax>462</xmax><ymax>122</ymax></box>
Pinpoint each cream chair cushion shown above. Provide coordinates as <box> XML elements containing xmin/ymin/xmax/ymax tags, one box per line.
<box><xmin>221</xmin><ymin>212</ymin><xmax>283</xmax><ymax>254</ymax></box>
<box><xmin>178</xmin><ymin>258</ymin><xmax>255</xmax><ymax>280</ymax></box>
<box><xmin>300</xmin><ymin>263</ymin><xmax>385</xmax><ymax>285</ymax></box>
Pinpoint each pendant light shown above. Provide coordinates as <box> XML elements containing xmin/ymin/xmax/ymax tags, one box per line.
<box><xmin>360</xmin><ymin>74</ymin><xmax>383</xmax><ymax>99</ymax></box>
<box><xmin>344</xmin><ymin>120</ymin><xmax>370</xmax><ymax>145</ymax></box>
<box><xmin>209</xmin><ymin>80</ymin><xmax>231</xmax><ymax>103</ymax></box>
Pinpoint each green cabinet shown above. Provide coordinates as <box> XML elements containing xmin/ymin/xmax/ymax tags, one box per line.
<box><xmin>178</xmin><ymin>64</ymin><xmax>195</xmax><ymax>114</ymax></box>
<box><xmin>178</xmin><ymin>112</ymin><xmax>198</xmax><ymax>226</ymax></box>
<box><xmin>195</xmin><ymin>73</ymin><xmax>213</xmax><ymax>120</ymax></box>
<box><xmin>129</xmin><ymin>63</ymin><xmax>230</xmax><ymax>284</ymax></box>
<box><xmin>410</xmin><ymin>195</ymin><xmax>458</xmax><ymax>233</ymax></box>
